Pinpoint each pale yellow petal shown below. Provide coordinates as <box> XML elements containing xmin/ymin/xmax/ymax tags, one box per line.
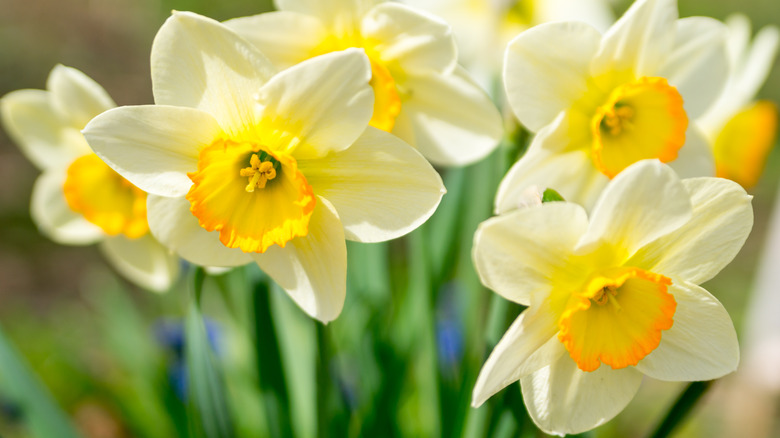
<box><xmin>628</xmin><ymin>177</ymin><xmax>753</xmax><ymax>284</ymax></box>
<box><xmin>252</xmin><ymin>197</ymin><xmax>347</xmax><ymax>323</ymax></box>
<box><xmin>361</xmin><ymin>2</ymin><xmax>456</xmax><ymax>75</ymax></box>
<box><xmin>521</xmin><ymin>356</ymin><xmax>642</xmax><ymax>435</ymax></box>
<box><xmin>472</xmin><ymin>307</ymin><xmax>563</xmax><ymax>407</ymax></box>
<box><xmin>657</xmin><ymin>17</ymin><xmax>729</xmax><ymax>119</ymax></box>
<box><xmin>151</xmin><ymin>11</ymin><xmax>276</xmax><ymax>139</ymax></box>
<box><xmin>1</xmin><ymin>89</ymin><xmax>89</xmax><ymax>170</ymax></box>
<box><xmin>495</xmin><ymin>114</ymin><xmax>606</xmax><ymax>214</ymax></box>
<box><xmin>635</xmin><ymin>281</ymin><xmax>739</xmax><ymax>381</ymax></box>
<box><xmin>503</xmin><ymin>21</ymin><xmax>602</xmax><ymax>132</ymax></box>
<box><xmin>146</xmin><ymin>194</ymin><xmax>253</xmax><ymax>267</ymax></box>
<box><xmin>277</xmin><ymin>0</ymin><xmax>378</xmax><ymax>30</ymax></box>
<box><xmin>399</xmin><ymin>67</ymin><xmax>502</xmax><ymax>166</ymax></box>
<box><xmin>255</xmin><ymin>49</ymin><xmax>373</xmax><ymax>158</ymax></box>
<box><xmin>577</xmin><ymin>160</ymin><xmax>692</xmax><ymax>257</ymax></box>
<box><xmin>46</xmin><ymin>64</ymin><xmax>116</xmax><ymax>128</ymax></box>
<box><xmin>31</xmin><ymin>169</ymin><xmax>103</xmax><ymax>245</ymax></box>
<box><xmin>224</xmin><ymin>11</ymin><xmax>326</xmax><ymax>69</ymax></box>
<box><xmin>667</xmin><ymin>125</ymin><xmax>715</xmax><ymax>178</ymax></box>
<box><xmin>299</xmin><ymin>127</ymin><xmax>444</xmax><ymax>242</ymax></box>
<box><xmin>100</xmin><ymin>234</ymin><xmax>180</xmax><ymax>293</ymax></box>
<box><xmin>83</xmin><ymin>105</ymin><xmax>221</xmax><ymax>197</ymax></box>
<box><xmin>591</xmin><ymin>0</ymin><xmax>677</xmax><ymax>77</ymax></box>
<box><xmin>474</xmin><ymin>202</ymin><xmax>589</xmax><ymax>306</ymax></box>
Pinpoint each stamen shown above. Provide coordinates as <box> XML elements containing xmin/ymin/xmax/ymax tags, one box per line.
<box><xmin>601</xmin><ymin>104</ymin><xmax>635</xmax><ymax>136</ymax></box>
<box><xmin>593</xmin><ymin>285</ymin><xmax>618</xmax><ymax>305</ymax></box>
<box><xmin>241</xmin><ymin>153</ymin><xmax>278</xmax><ymax>192</ymax></box>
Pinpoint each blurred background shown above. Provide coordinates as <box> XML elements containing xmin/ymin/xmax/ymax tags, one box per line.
<box><xmin>0</xmin><ymin>0</ymin><xmax>778</xmax><ymax>437</ymax></box>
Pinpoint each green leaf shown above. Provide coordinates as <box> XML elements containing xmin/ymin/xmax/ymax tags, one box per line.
<box><xmin>0</xmin><ymin>323</ymin><xmax>82</xmax><ymax>438</ymax></box>
<box><xmin>252</xmin><ymin>278</ymin><xmax>294</xmax><ymax>438</ymax></box>
<box><xmin>541</xmin><ymin>188</ymin><xmax>565</xmax><ymax>203</ymax></box>
<box><xmin>649</xmin><ymin>381</ymin><xmax>712</xmax><ymax>438</ymax></box>
<box><xmin>185</xmin><ymin>268</ymin><xmax>235</xmax><ymax>438</ymax></box>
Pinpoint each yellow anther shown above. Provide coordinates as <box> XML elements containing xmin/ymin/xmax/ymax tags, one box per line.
<box><xmin>593</xmin><ymin>285</ymin><xmax>618</xmax><ymax>306</ymax></box>
<box><xmin>602</xmin><ymin>105</ymin><xmax>635</xmax><ymax>136</ymax></box>
<box><xmin>241</xmin><ymin>154</ymin><xmax>277</xmax><ymax>192</ymax></box>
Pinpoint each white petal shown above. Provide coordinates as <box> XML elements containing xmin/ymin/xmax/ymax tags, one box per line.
<box><xmin>256</xmin><ymin>49</ymin><xmax>373</xmax><ymax>158</ymax></box>
<box><xmin>472</xmin><ymin>307</ymin><xmax>563</xmax><ymax>407</ymax></box>
<box><xmin>732</xmin><ymin>23</ymin><xmax>780</xmax><ymax>108</ymax></box>
<box><xmin>224</xmin><ymin>11</ymin><xmax>327</xmax><ymax>69</ymax></box>
<box><xmin>668</xmin><ymin>126</ymin><xmax>715</xmax><ymax>178</ymax></box>
<box><xmin>1</xmin><ymin>89</ymin><xmax>89</xmax><ymax>170</ymax></box>
<box><xmin>276</xmin><ymin>0</ymin><xmax>376</xmax><ymax>29</ymax></box>
<box><xmin>577</xmin><ymin>160</ymin><xmax>692</xmax><ymax>256</ymax></box>
<box><xmin>46</xmin><ymin>64</ymin><xmax>116</xmax><ymax>128</ymax></box>
<box><xmin>698</xmin><ymin>16</ymin><xmax>779</xmax><ymax>132</ymax></box>
<box><xmin>252</xmin><ymin>197</ymin><xmax>347</xmax><ymax>323</ymax></box>
<box><xmin>503</xmin><ymin>21</ymin><xmax>602</xmax><ymax>132</ymax></box>
<box><xmin>83</xmin><ymin>105</ymin><xmax>221</xmax><ymax>197</ymax></box>
<box><xmin>299</xmin><ymin>127</ymin><xmax>444</xmax><ymax>242</ymax></box>
<box><xmin>636</xmin><ymin>281</ymin><xmax>739</xmax><ymax>381</ymax></box>
<box><xmin>30</xmin><ymin>169</ymin><xmax>103</xmax><ymax>245</ymax></box>
<box><xmin>151</xmin><ymin>11</ymin><xmax>276</xmax><ymax>138</ymax></box>
<box><xmin>495</xmin><ymin>114</ymin><xmax>607</xmax><ymax>214</ymax></box>
<box><xmin>146</xmin><ymin>195</ymin><xmax>252</xmax><ymax>267</ymax></box>
<box><xmin>628</xmin><ymin>176</ymin><xmax>753</xmax><ymax>284</ymax></box>
<box><xmin>521</xmin><ymin>355</ymin><xmax>643</xmax><ymax>435</ymax></box>
<box><xmin>592</xmin><ymin>0</ymin><xmax>677</xmax><ymax>77</ymax></box>
<box><xmin>100</xmin><ymin>234</ymin><xmax>180</xmax><ymax>293</ymax></box>
<box><xmin>473</xmin><ymin>202</ymin><xmax>588</xmax><ymax>306</ymax></box>
<box><xmin>534</xmin><ymin>0</ymin><xmax>615</xmax><ymax>33</ymax></box>
<box><xmin>658</xmin><ymin>17</ymin><xmax>729</xmax><ymax>119</ymax></box>
<box><xmin>400</xmin><ymin>66</ymin><xmax>502</xmax><ymax>166</ymax></box>
<box><xmin>361</xmin><ymin>2</ymin><xmax>456</xmax><ymax>75</ymax></box>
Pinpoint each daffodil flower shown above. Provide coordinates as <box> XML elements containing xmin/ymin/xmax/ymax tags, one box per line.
<box><xmin>0</xmin><ymin>65</ymin><xmax>179</xmax><ymax>292</ymax></box>
<box><xmin>471</xmin><ymin>160</ymin><xmax>752</xmax><ymax>435</ymax></box>
<box><xmin>497</xmin><ymin>0</ymin><xmax>729</xmax><ymax>211</ymax></box>
<box><xmin>407</xmin><ymin>0</ymin><xmax>614</xmax><ymax>87</ymax></box>
<box><xmin>697</xmin><ymin>15</ymin><xmax>779</xmax><ymax>189</ymax></box>
<box><xmin>83</xmin><ymin>12</ymin><xmax>445</xmax><ymax>323</ymax></box>
<box><xmin>223</xmin><ymin>0</ymin><xmax>503</xmax><ymax>167</ymax></box>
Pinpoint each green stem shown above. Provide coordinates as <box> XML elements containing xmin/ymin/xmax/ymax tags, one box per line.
<box><xmin>190</xmin><ymin>266</ymin><xmax>206</xmax><ymax>304</ymax></box>
<box><xmin>648</xmin><ymin>381</ymin><xmax>713</xmax><ymax>438</ymax></box>
<box><xmin>316</xmin><ymin>323</ymin><xmax>330</xmax><ymax>438</ymax></box>
<box><xmin>413</xmin><ymin>228</ymin><xmax>443</xmax><ymax>437</ymax></box>
<box><xmin>252</xmin><ymin>280</ymin><xmax>293</xmax><ymax>438</ymax></box>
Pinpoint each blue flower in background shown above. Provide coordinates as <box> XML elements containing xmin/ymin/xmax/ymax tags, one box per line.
<box><xmin>153</xmin><ymin>318</ymin><xmax>223</xmax><ymax>401</ymax></box>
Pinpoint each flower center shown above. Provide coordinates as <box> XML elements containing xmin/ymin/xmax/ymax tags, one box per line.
<box><xmin>590</xmin><ymin>77</ymin><xmax>688</xmax><ymax>178</ymax></box>
<box><xmin>557</xmin><ymin>266</ymin><xmax>676</xmax><ymax>372</ymax></box>
<box><xmin>63</xmin><ymin>153</ymin><xmax>148</xmax><ymax>239</ymax></box>
<box><xmin>240</xmin><ymin>152</ymin><xmax>280</xmax><ymax>192</ymax></box>
<box><xmin>592</xmin><ymin>284</ymin><xmax>619</xmax><ymax>307</ymax></box>
<box><xmin>186</xmin><ymin>139</ymin><xmax>315</xmax><ymax>253</ymax></box>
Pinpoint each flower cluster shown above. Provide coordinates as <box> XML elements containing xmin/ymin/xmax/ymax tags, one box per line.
<box><xmin>0</xmin><ymin>0</ymin><xmax>775</xmax><ymax>434</ymax></box>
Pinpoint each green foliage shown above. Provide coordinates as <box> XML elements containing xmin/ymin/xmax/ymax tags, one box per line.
<box><xmin>0</xmin><ymin>324</ymin><xmax>82</xmax><ymax>438</ymax></box>
<box><xmin>185</xmin><ymin>268</ymin><xmax>236</xmax><ymax>438</ymax></box>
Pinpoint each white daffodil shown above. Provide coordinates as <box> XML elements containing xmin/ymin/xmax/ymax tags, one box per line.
<box><xmin>697</xmin><ymin>15</ymin><xmax>779</xmax><ymax>189</ymax></box>
<box><xmin>408</xmin><ymin>0</ymin><xmax>614</xmax><ymax>87</ymax></box>
<box><xmin>471</xmin><ymin>160</ymin><xmax>752</xmax><ymax>435</ymax></box>
<box><xmin>0</xmin><ymin>65</ymin><xmax>179</xmax><ymax>292</ymax></box>
<box><xmin>497</xmin><ymin>0</ymin><xmax>729</xmax><ymax>211</ymax></box>
<box><xmin>83</xmin><ymin>12</ymin><xmax>445</xmax><ymax>323</ymax></box>
<box><xmin>223</xmin><ymin>0</ymin><xmax>503</xmax><ymax>167</ymax></box>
